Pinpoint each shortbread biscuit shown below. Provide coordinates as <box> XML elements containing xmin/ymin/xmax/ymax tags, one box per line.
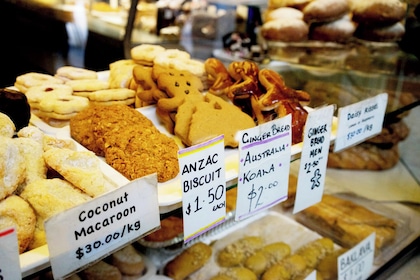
<box><xmin>87</xmin><ymin>88</ymin><xmax>136</xmax><ymax>102</ymax></box>
<box><xmin>111</xmin><ymin>245</ymin><xmax>145</xmax><ymax>275</ymax></box>
<box><xmin>56</xmin><ymin>66</ymin><xmax>98</xmax><ymax>81</ymax></box>
<box><xmin>109</xmin><ymin>59</ymin><xmax>137</xmax><ymax>89</ymax></box>
<box><xmin>130</xmin><ymin>44</ymin><xmax>166</xmax><ymax>66</ymax></box>
<box><xmin>0</xmin><ymin>195</ymin><xmax>36</xmax><ymax>253</ymax></box>
<box><xmin>66</xmin><ymin>79</ymin><xmax>109</xmax><ymax>92</ymax></box>
<box><xmin>44</xmin><ymin>147</ymin><xmax>112</xmax><ymax>197</ymax></box>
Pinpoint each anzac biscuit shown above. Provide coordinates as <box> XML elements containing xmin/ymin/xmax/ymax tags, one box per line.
<box><xmin>104</xmin><ymin>123</ymin><xmax>179</xmax><ymax>182</ymax></box>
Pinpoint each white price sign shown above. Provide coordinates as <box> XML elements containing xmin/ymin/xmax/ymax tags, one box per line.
<box><xmin>338</xmin><ymin>233</ymin><xmax>375</xmax><ymax>280</ymax></box>
<box><xmin>179</xmin><ymin>135</ymin><xmax>226</xmax><ymax>243</ymax></box>
<box><xmin>45</xmin><ymin>174</ymin><xmax>160</xmax><ymax>279</ymax></box>
<box><xmin>0</xmin><ymin>227</ymin><xmax>21</xmax><ymax>280</ymax></box>
<box><xmin>334</xmin><ymin>93</ymin><xmax>388</xmax><ymax>152</ymax></box>
<box><xmin>294</xmin><ymin>105</ymin><xmax>334</xmax><ymax>214</ymax></box>
<box><xmin>236</xmin><ymin>115</ymin><xmax>292</xmax><ymax>221</ymax></box>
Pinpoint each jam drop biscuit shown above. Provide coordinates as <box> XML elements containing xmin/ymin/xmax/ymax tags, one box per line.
<box><xmin>36</xmin><ymin>94</ymin><xmax>90</xmax><ymax>120</ymax></box>
<box><xmin>25</xmin><ymin>84</ymin><xmax>74</xmax><ymax>110</ymax></box>
<box><xmin>15</xmin><ymin>72</ymin><xmax>64</xmax><ymax>93</ymax></box>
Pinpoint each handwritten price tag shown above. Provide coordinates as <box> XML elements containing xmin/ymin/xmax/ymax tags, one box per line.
<box><xmin>179</xmin><ymin>135</ymin><xmax>226</xmax><ymax>243</ymax></box>
<box><xmin>45</xmin><ymin>174</ymin><xmax>160</xmax><ymax>279</ymax></box>
<box><xmin>334</xmin><ymin>93</ymin><xmax>388</xmax><ymax>152</ymax></box>
<box><xmin>0</xmin><ymin>227</ymin><xmax>21</xmax><ymax>280</ymax></box>
<box><xmin>338</xmin><ymin>233</ymin><xmax>375</xmax><ymax>280</ymax></box>
<box><xmin>236</xmin><ymin>115</ymin><xmax>292</xmax><ymax>221</ymax></box>
<box><xmin>294</xmin><ymin>105</ymin><xmax>334</xmax><ymax>214</ymax></box>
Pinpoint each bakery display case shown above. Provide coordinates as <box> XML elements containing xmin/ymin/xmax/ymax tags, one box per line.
<box><xmin>1</xmin><ymin>0</ymin><xmax>420</xmax><ymax>279</ymax></box>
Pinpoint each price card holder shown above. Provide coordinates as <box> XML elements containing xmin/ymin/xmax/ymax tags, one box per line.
<box><xmin>179</xmin><ymin>135</ymin><xmax>226</xmax><ymax>243</ymax></box>
<box><xmin>338</xmin><ymin>233</ymin><xmax>375</xmax><ymax>280</ymax></box>
<box><xmin>334</xmin><ymin>93</ymin><xmax>388</xmax><ymax>152</ymax></box>
<box><xmin>294</xmin><ymin>105</ymin><xmax>334</xmax><ymax>214</ymax></box>
<box><xmin>236</xmin><ymin>115</ymin><xmax>292</xmax><ymax>221</ymax></box>
<box><xmin>45</xmin><ymin>174</ymin><xmax>160</xmax><ymax>279</ymax></box>
<box><xmin>0</xmin><ymin>227</ymin><xmax>21</xmax><ymax>280</ymax></box>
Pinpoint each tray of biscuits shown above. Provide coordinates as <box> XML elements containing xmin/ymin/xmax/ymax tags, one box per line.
<box><xmin>16</xmin><ymin>47</ymin><xmax>338</xmax><ymax>215</ymax></box>
<box><xmin>156</xmin><ymin>210</ymin><xmax>343</xmax><ymax>280</ymax></box>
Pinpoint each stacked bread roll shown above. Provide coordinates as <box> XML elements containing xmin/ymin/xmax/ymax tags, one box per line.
<box><xmin>262</xmin><ymin>0</ymin><xmax>407</xmax><ymax>43</ymax></box>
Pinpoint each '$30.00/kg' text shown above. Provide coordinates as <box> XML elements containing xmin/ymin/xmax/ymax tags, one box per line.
<box><xmin>75</xmin><ymin>220</ymin><xmax>141</xmax><ymax>260</ymax></box>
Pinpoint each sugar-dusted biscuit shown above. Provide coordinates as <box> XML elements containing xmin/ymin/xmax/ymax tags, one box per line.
<box><xmin>0</xmin><ymin>195</ymin><xmax>36</xmax><ymax>253</ymax></box>
<box><xmin>0</xmin><ymin>136</ymin><xmax>26</xmax><ymax>200</ymax></box>
<box><xmin>43</xmin><ymin>147</ymin><xmax>113</xmax><ymax>197</ymax></box>
<box><xmin>0</xmin><ymin>112</ymin><xmax>16</xmax><ymax>138</ymax></box>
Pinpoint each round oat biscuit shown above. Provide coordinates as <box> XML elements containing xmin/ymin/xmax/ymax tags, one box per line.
<box><xmin>56</xmin><ymin>66</ymin><xmax>98</xmax><ymax>81</ymax></box>
<box><xmin>15</xmin><ymin>72</ymin><xmax>64</xmax><ymax>93</ymax></box>
<box><xmin>104</xmin><ymin>124</ymin><xmax>179</xmax><ymax>182</ymax></box>
<box><xmin>0</xmin><ymin>137</ymin><xmax>26</xmax><ymax>200</ymax></box>
<box><xmin>66</xmin><ymin>79</ymin><xmax>110</xmax><ymax>92</ymax></box>
<box><xmin>0</xmin><ymin>195</ymin><xmax>36</xmax><ymax>253</ymax></box>
<box><xmin>70</xmin><ymin>105</ymin><xmax>104</xmax><ymax>156</ymax></box>
<box><xmin>87</xmin><ymin>88</ymin><xmax>136</xmax><ymax>102</ymax></box>
<box><xmin>130</xmin><ymin>44</ymin><xmax>166</xmax><ymax>65</ymax></box>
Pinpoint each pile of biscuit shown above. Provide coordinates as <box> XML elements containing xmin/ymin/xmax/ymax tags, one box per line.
<box><xmin>128</xmin><ymin>44</ymin><xmax>257</xmax><ymax>148</ymax></box>
<box><xmin>261</xmin><ymin>0</ymin><xmax>407</xmax><ymax>43</ymax></box>
<box><xmin>0</xmin><ymin>111</ymin><xmax>115</xmax><ymax>253</ymax></box>
<box><xmin>14</xmin><ymin>66</ymin><xmax>136</xmax><ymax>127</ymax></box>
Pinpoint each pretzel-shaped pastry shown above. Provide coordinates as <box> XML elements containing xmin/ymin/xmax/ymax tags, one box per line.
<box><xmin>204</xmin><ymin>58</ymin><xmax>233</xmax><ymax>96</ymax></box>
<box><xmin>258</xmin><ymin>69</ymin><xmax>308</xmax><ymax>143</ymax></box>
